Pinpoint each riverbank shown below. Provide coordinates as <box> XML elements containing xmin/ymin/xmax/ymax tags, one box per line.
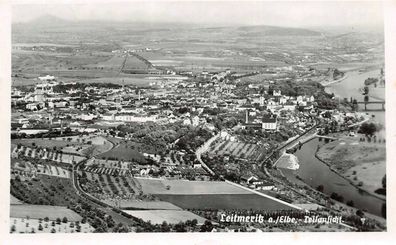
<box><xmin>315</xmin><ymin>136</ymin><xmax>386</xmax><ymax>201</ymax></box>
<box><xmin>321</xmin><ymin>74</ymin><xmax>348</xmax><ymax>87</ymax></box>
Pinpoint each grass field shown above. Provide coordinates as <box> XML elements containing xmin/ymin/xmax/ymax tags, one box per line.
<box><xmin>156</xmin><ymin>194</ymin><xmax>296</xmax><ymax>211</ymax></box>
<box><xmin>84</xmin><ymin>55</ymin><xmax>124</xmax><ymax>70</ymax></box>
<box><xmin>12</xmin><ymin>138</ymin><xmax>80</xmax><ymax>148</ymax></box>
<box><xmin>317</xmin><ymin>137</ymin><xmax>386</xmax><ymax>173</ymax></box>
<box><xmin>11</xmin><ymin>195</ymin><xmax>23</xmax><ymax>205</ymax></box>
<box><xmin>123</xmin><ymin>55</ymin><xmax>150</xmax><ymax>70</ymax></box>
<box><xmin>105</xmin><ymin>201</ymin><xmax>181</xmax><ymax>210</ymax></box>
<box><xmin>10</xmin><ymin>175</ymin><xmax>80</xmax><ymax>206</ymax></box>
<box><xmin>97</xmin><ymin>141</ymin><xmax>147</xmax><ymax>163</ymax></box>
<box><xmin>122</xmin><ymin>210</ymin><xmax>206</xmax><ymax>225</ymax></box>
<box><xmin>345</xmin><ymin>160</ymin><xmax>385</xmax><ymax>194</ymax></box>
<box><xmin>317</xmin><ymin>136</ymin><xmax>386</xmax><ymax>196</ymax></box>
<box><xmin>137</xmin><ymin>178</ymin><xmax>251</xmax><ymax>195</ymax></box>
<box><xmin>10</xmin><ymin>204</ymin><xmax>82</xmax><ymax>221</ymax></box>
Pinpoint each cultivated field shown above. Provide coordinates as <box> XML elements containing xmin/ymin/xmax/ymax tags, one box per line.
<box><xmin>12</xmin><ymin>145</ymin><xmax>85</xmax><ymax>164</ymax></box>
<box><xmin>10</xmin><ymin>217</ymin><xmax>94</xmax><ymax>233</ymax></box>
<box><xmin>80</xmin><ymin>171</ymin><xmax>139</xmax><ymax>201</ymax></box>
<box><xmin>208</xmin><ymin>139</ymin><xmax>263</xmax><ymax>161</ymax></box>
<box><xmin>10</xmin><ymin>204</ymin><xmax>82</xmax><ymax>221</ymax></box>
<box><xmin>122</xmin><ymin>210</ymin><xmax>206</xmax><ymax>225</ymax></box>
<box><xmin>137</xmin><ymin>178</ymin><xmax>251</xmax><ymax>195</ymax></box>
<box><xmin>11</xmin><ymin>195</ymin><xmax>23</xmax><ymax>205</ymax></box>
<box><xmin>104</xmin><ymin>201</ymin><xmax>181</xmax><ymax>210</ymax></box>
<box><xmin>10</xmin><ymin>175</ymin><xmax>80</xmax><ymax>206</ymax></box>
<box><xmin>13</xmin><ymin>138</ymin><xmax>80</xmax><ymax>148</ymax></box>
<box><xmin>36</xmin><ymin>165</ymin><xmax>71</xmax><ymax>178</ymax></box>
<box><xmin>97</xmin><ymin>141</ymin><xmax>147</xmax><ymax>163</ymax></box>
<box><xmin>157</xmin><ymin>194</ymin><xmax>296</xmax><ymax>211</ymax></box>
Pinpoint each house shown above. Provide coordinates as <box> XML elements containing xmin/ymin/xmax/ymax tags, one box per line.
<box><xmin>273</xmin><ymin>90</ymin><xmax>282</xmax><ymax>96</ymax></box>
<box><xmin>240</xmin><ymin>175</ymin><xmax>261</xmax><ymax>185</ymax></box>
<box><xmin>283</xmin><ymin>102</ymin><xmax>296</xmax><ymax>111</ymax></box>
<box><xmin>254</xmin><ymin>181</ymin><xmax>275</xmax><ymax>190</ymax></box>
<box><xmin>262</xmin><ymin>115</ymin><xmax>277</xmax><ymax>130</ymax></box>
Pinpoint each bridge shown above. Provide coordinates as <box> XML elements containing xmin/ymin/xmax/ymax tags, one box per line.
<box><xmin>356</xmin><ymin>101</ymin><xmax>385</xmax><ymax>111</ymax></box>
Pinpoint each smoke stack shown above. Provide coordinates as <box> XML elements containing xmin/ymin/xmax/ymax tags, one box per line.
<box><xmin>246</xmin><ymin>110</ymin><xmax>249</xmax><ymax>124</ymax></box>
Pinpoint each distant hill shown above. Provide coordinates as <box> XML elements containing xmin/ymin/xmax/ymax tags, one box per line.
<box><xmin>236</xmin><ymin>25</ymin><xmax>321</xmax><ymax>36</ymax></box>
<box><xmin>25</xmin><ymin>14</ymin><xmax>71</xmax><ymax>26</ymax></box>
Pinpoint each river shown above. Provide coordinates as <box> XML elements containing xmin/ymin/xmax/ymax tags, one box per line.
<box><xmin>281</xmin><ymin>69</ymin><xmax>385</xmax><ymax>217</ymax></box>
<box><xmin>282</xmin><ymin>138</ymin><xmax>384</xmax><ymax>216</ymax></box>
<box><xmin>325</xmin><ymin>69</ymin><xmax>385</xmax><ymax>125</ymax></box>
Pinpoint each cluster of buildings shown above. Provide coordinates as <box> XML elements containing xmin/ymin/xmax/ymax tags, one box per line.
<box><xmin>11</xmin><ymin>70</ymin><xmax>320</xmax><ymax>136</ymax></box>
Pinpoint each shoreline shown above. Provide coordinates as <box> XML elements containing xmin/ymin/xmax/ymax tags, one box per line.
<box><xmin>321</xmin><ymin>74</ymin><xmax>348</xmax><ymax>87</ymax></box>
<box><xmin>314</xmin><ymin>144</ymin><xmax>386</xmax><ymax>202</ymax></box>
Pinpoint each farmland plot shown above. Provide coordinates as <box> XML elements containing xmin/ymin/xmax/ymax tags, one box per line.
<box><xmin>122</xmin><ymin>210</ymin><xmax>206</xmax><ymax>225</ymax></box>
<box><xmin>157</xmin><ymin>194</ymin><xmax>296</xmax><ymax>211</ymax></box>
<box><xmin>10</xmin><ymin>204</ymin><xmax>82</xmax><ymax>221</ymax></box>
<box><xmin>137</xmin><ymin>178</ymin><xmax>251</xmax><ymax>195</ymax></box>
<box><xmin>10</xmin><ymin>217</ymin><xmax>94</xmax><ymax>233</ymax></box>
<box><xmin>208</xmin><ymin>139</ymin><xmax>260</xmax><ymax>161</ymax></box>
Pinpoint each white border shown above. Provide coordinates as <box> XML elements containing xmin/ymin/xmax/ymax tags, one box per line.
<box><xmin>1</xmin><ymin>0</ymin><xmax>396</xmax><ymax>244</ymax></box>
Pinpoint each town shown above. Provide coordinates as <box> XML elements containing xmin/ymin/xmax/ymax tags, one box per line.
<box><xmin>10</xmin><ymin>4</ymin><xmax>386</xmax><ymax>233</ymax></box>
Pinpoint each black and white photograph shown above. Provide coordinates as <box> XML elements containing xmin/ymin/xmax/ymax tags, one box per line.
<box><xmin>2</xmin><ymin>0</ymin><xmax>395</xmax><ymax>239</ymax></box>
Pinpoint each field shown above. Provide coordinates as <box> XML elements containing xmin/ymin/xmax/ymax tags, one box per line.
<box><xmin>316</xmin><ymin>136</ymin><xmax>386</xmax><ymax>196</ymax></box>
<box><xmin>156</xmin><ymin>194</ymin><xmax>296</xmax><ymax>211</ymax></box>
<box><xmin>80</xmin><ymin>171</ymin><xmax>139</xmax><ymax>201</ymax></box>
<box><xmin>137</xmin><ymin>178</ymin><xmax>251</xmax><ymax>195</ymax></box>
<box><xmin>123</xmin><ymin>55</ymin><xmax>151</xmax><ymax>70</ymax></box>
<box><xmin>36</xmin><ymin>165</ymin><xmax>71</xmax><ymax>178</ymax></box>
<box><xmin>317</xmin><ymin>137</ymin><xmax>386</xmax><ymax>173</ymax></box>
<box><xmin>345</xmin><ymin>160</ymin><xmax>385</xmax><ymax>194</ymax></box>
<box><xmin>10</xmin><ymin>174</ymin><xmax>80</xmax><ymax>206</ymax></box>
<box><xmin>12</xmin><ymin>135</ymin><xmax>113</xmax><ymax>159</ymax></box>
<box><xmin>106</xmin><ymin>201</ymin><xmax>181</xmax><ymax>210</ymax></box>
<box><xmin>97</xmin><ymin>141</ymin><xmax>147</xmax><ymax>163</ymax></box>
<box><xmin>10</xmin><ymin>204</ymin><xmax>82</xmax><ymax>221</ymax></box>
<box><xmin>208</xmin><ymin>139</ymin><xmax>263</xmax><ymax>161</ymax></box>
<box><xmin>11</xmin><ymin>195</ymin><xmax>23</xmax><ymax>204</ymax></box>
<box><xmin>13</xmin><ymin>138</ymin><xmax>80</xmax><ymax>148</ymax></box>
<box><xmin>10</xmin><ymin>217</ymin><xmax>94</xmax><ymax>233</ymax></box>
<box><xmin>122</xmin><ymin>210</ymin><xmax>206</xmax><ymax>225</ymax></box>
<box><xmin>12</xmin><ymin>145</ymin><xmax>86</xmax><ymax>164</ymax></box>
<box><xmin>84</xmin><ymin>55</ymin><xmax>124</xmax><ymax>70</ymax></box>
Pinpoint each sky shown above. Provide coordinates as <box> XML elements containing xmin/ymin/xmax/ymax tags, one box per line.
<box><xmin>11</xmin><ymin>0</ymin><xmax>384</xmax><ymax>28</ymax></box>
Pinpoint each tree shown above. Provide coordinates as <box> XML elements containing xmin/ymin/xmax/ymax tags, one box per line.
<box><xmin>200</xmin><ymin>220</ymin><xmax>213</xmax><ymax>232</ymax></box>
<box><xmin>51</xmin><ymin>228</ymin><xmax>56</xmax><ymax>233</ymax></box>
<box><xmin>316</xmin><ymin>185</ymin><xmax>324</xmax><ymax>192</ymax></box>
<box><xmin>38</xmin><ymin>224</ymin><xmax>43</xmax><ymax>231</ymax></box>
<box><xmin>382</xmin><ymin>175</ymin><xmax>386</xmax><ymax>189</ymax></box>
<box><xmin>356</xmin><ymin>209</ymin><xmax>364</xmax><ymax>217</ymax></box>
<box><xmin>382</xmin><ymin>203</ymin><xmax>386</xmax><ymax>218</ymax></box>
<box><xmin>62</xmin><ymin>217</ymin><xmax>68</xmax><ymax>223</ymax></box>
<box><xmin>358</xmin><ymin>122</ymin><xmax>377</xmax><ymax>136</ymax></box>
<box><xmin>174</xmin><ymin>222</ymin><xmax>187</xmax><ymax>232</ymax></box>
<box><xmin>11</xmin><ymin>225</ymin><xmax>16</xmax><ymax>233</ymax></box>
<box><xmin>346</xmin><ymin>200</ymin><xmax>354</xmax><ymax>207</ymax></box>
<box><xmin>160</xmin><ymin>221</ymin><xmax>171</xmax><ymax>232</ymax></box>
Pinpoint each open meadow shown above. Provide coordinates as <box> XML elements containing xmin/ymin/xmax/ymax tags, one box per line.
<box><xmin>10</xmin><ymin>204</ymin><xmax>82</xmax><ymax>221</ymax></box>
<box><xmin>156</xmin><ymin>194</ymin><xmax>296</xmax><ymax>211</ymax></box>
<box><xmin>122</xmin><ymin>210</ymin><xmax>206</xmax><ymax>225</ymax></box>
<box><xmin>136</xmin><ymin>178</ymin><xmax>251</xmax><ymax>195</ymax></box>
